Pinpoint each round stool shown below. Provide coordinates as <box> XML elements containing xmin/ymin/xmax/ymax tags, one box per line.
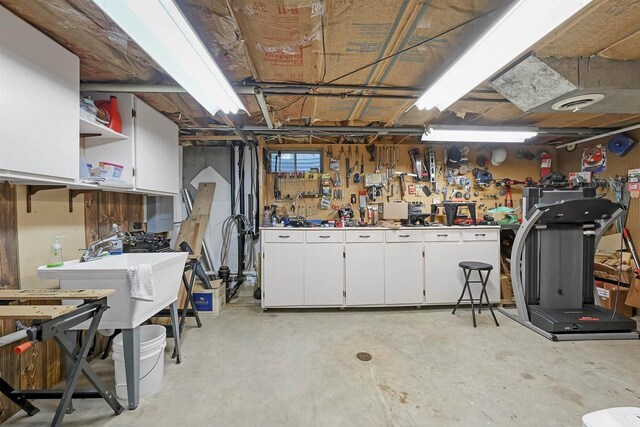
<box><xmin>452</xmin><ymin>261</ymin><xmax>499</xmax><ymax>327</ymax></box>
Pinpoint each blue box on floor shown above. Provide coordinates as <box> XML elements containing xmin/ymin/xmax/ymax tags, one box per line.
<box><xmin>193</xmin><ymin>291</ymin><xmax>213</xmax><ymax>311</ymax></box>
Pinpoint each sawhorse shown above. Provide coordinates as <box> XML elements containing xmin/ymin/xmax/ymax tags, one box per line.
<box><xmin>0</xmin><ymin>289</ymin><xmax>123</xmax><ymax>427</ymax></box>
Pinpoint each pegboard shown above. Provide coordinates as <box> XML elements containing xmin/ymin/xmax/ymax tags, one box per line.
<box><xmin>556</xmin><ymin>129</ymin><xmax>640</xmax><ymax>244</ymax></box>
<box><xmin>261</xmin><ymin>142</ymin><xmax>555</xmax><ymax>223</ymax></box>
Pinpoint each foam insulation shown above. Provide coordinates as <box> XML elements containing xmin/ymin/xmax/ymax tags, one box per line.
<box><xmin>311</xmin><ymin>0</ymin><xmax>509</xmax><ymax>124</ymax></box>
<box><xmin>491</xmin><ymin>56</ymin><xmax>577</xmax><ymax>113</ymax></box>
<box><xmin>177</xmin><ymin>0</ymin><xmax>254</xmax><ymax>81</ymax></box>
<box><xmin>599</xmin><ymin>30</ymin><xmax>640</xmax><ymax>60</ymax></box>
<box><xmin>0</xmin><ymin>0</ymin><xmax>167</xmax><ymax>82</ymax></box>
<box><xmin>538</xmin><ymin>0</ymin><xmax>640</xmax><ymax>59</ymax></box>
<box><xmin>4</xmin><ymin>0</ymin><xmax>640</xmax><ymax>136</ymax></box>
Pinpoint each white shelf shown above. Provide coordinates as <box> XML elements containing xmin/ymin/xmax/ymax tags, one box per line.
<box><xmin>80</xmin><ymin>117</ymin><xmax>128</xmax><ymax>142</ymax></box>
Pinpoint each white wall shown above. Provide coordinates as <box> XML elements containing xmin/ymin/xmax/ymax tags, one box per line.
<box><xmin>16</xmin><ymin>186</ymin><xmax>86</xmax><ymax>289</ymax></box>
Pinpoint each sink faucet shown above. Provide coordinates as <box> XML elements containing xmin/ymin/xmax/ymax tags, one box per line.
<box><xmin>80</xmin><ymin>231</ymin><xmax>125</xmax><ymax>262</ymax></box>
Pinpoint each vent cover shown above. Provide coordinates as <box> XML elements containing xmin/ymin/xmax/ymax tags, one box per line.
<box><xmin>551</xmin><ymin>94</ymin><xmax>605</xmax><ymax>112</ymax></box>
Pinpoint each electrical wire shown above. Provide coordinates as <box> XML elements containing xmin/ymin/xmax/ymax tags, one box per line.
<box><xmin>326</xmin><ymin>4</ymin><xmax>508</xmax><ymax>85</ymax></box>
<box><xmin>220</xmin><ymin>214</ymin><xmax>252</xmax><ymax>267</ymax></box>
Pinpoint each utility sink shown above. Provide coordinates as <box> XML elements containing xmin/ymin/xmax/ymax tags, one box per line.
<box><xmin>38</xmin><ymin>252</ymin><xmax>188</xmax><ymax>329</ymax></box>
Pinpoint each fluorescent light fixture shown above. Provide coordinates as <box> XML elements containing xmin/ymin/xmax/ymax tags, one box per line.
<box><xmin>422</xmin><ymin>125</ymin><xmax>538</xmax><ymax>143</ymax></box>
<box><xmin>415</xmin><ymin>0</ymin><xmax>592</xmax><ymax>112</ymax></box>
<box><xmin>92</xmin><ymin>0</ymin><xmax>245</xmax><ymax>115</ymax></box>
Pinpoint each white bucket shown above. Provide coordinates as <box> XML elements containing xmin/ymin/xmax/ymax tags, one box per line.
<box><xmin>112</xmin><ymin>325</ymin><xmax>166</xmax><ymax>400</ymax></box>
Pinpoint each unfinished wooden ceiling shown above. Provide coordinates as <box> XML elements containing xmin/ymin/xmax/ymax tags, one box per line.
<box><xmin>2</xmin><ymin>0</ymin><xmax>640</xmax><ymax>144</ymax></box>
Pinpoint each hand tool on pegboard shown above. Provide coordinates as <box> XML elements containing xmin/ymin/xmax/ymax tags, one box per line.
<box><xmin>428</xmin><ymin>148</ymin><xmax>436</xmax><ymax>191</ymax></box>
<box><xmin>274</xmin><ymin>151</ymin><xmax>281</xmax><ymax>200</ymax></box>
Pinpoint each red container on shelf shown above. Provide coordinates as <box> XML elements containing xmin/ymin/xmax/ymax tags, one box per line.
<box><xmin>95</xmin><ymin>96</ymin><xmax>122</xmax><ymax>133</ymax></box>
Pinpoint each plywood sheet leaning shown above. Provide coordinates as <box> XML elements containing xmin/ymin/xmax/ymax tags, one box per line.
<box><xmin>175</xmin><ymin>182</ymin><xmax>216</xmax><ymax>255</ymax></box>
<box><xmin>160</xmin><ymin>183</ymin><xmax>216</xmax><ymax>323</ymax></box>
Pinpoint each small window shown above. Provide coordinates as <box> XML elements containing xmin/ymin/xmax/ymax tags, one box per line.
<box><xmin>269</xmin><ymin>150</ymin><xmax>322</xmax><ymax>173</ymax></box>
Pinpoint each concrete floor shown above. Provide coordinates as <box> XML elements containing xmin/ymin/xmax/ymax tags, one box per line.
<box><xmin>6</xmin><ymin>305</ymin><xmax>640</xmax><ymax>426</ymax></box>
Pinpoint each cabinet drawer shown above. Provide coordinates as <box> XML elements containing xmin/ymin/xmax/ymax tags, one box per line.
<box><xmin>306</xmin><ymin>232</ymin><xmax>344</xmax><ymax>243</ymax></box>
<box><xmin>263</xmin><ymin>230</ymin><xmax>304</xmax><ymax>243</ymax></box>
<box><xmin>424</xmin><ymin>230</ymin><xmax>460</xmax><ymax>242</ymax></box>
<box><xmin>345</xmin><ymin>231</ymin><xmax>385</xmax><ymax>243</ymax></box>
<box><xmin>461</xmin><ymin>229</ymin><xmax>498</xmax><ymax>241</ymax></box>
<box><xmin>385</xmin><ymin>230</ymin><xmax>423</xmax><ymax>242</ymax></box>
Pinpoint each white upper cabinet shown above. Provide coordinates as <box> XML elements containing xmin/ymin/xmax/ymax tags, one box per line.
<box><xmin>134</xmin><ymin>97</ymin><xmax>179</xmax><ymax>195</ymax></box>
<box><xmin>0</xmin><ymin>5</ymin><xmax>79</xmax><ymax>182</ymax></box>
<box><xmin>83</xmin><ymin>92</ymin><xmax>179</xmax><ymax>195</ymax></box>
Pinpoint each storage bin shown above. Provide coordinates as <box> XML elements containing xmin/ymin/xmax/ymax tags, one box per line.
<box><xmin>596</xmin><ymin>281</ymin><xmax>634</xmax><ymax>318</ymax></box>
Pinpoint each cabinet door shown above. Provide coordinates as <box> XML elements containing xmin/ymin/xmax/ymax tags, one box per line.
<box><xmin>424</xmin><ymin>242</ymin><xmax>463</xmax><ymax>304</ymax></box>
<box><xmin>304</xmin><ymin>243</ymin><xmax>344</xmax><ymax>306</ymax></box>
<box><xmin>461</xmin><ymin>241</ymin><xmax>500</xmax><ymax>302</ymax></box>
<box><xmin>134</xmin><ymin>98</ymin><xmax>179</xmax><ymax>194</ymax></box>
<box><xmin>263</xmin><ymin>243</ymin><xmax>304</xmax><ymax>306</ymax></box>
<box><xmin>0</xmin><ymin>6</ymin><xmax>79</xmax><ymax>180</ymax></box>
<box><xmin>345</xmin><ymin>243</ymin><xmax>384</xmax><ymax>305</ymax></box>
<box><xmin>385</xmin><ymin>242</ymin><xmax>424</xmax><ymax>304</ymax></box>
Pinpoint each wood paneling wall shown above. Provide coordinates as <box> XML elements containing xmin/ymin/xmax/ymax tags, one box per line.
<box><xmin>0</xmin><ymin>184</ymin><xmax>143</xmax><ymax>423</ymax></box>
<box><xmin>84</xmin><ymin>191</ymin><xmax>144</xmax><ymax>245</ymax></box>
<box><xmin>0</xmin><ymin>183</ymin><xmax>20</xmax><ymax>422</ymax></box>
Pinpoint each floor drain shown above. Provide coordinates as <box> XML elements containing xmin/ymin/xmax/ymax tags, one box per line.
<box><xmin>356</xmin><ymin>352</ymin><xmax>372</xmax><ymax>362</ymax></box>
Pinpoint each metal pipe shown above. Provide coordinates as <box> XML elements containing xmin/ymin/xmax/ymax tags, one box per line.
<box><xmin>82</xmin><ymin>82</ymin><xmax>498</xmax><ymax>96</ymax></box>
<box><xmin>239</xmin><ymin>81</ymin><xmax>497</xmax><ymax>94</ymax></box>
<box><xmin>241</xmin><ymin>125</ymin><xmax>425</xmax><ymax>135</ymax></box>
<box><xmin>81</xmin><ymin>82</ymin><xmax>430</xmax><ymax>94</ymax></box>
<box><xmin>555</xmin><ymin>122</ymin><xmax>640</xmax><ymax>148</ymax></box>
<box><xmin>0</xmin><ymin>329</ymin><xmax>30</xmax><ymax>348</ymax></box>
<box><xmin>254</xmin><ymin>88</ymin><xmax>274</xmax><ymax>129</ymax></box>
<box><xmin>237</xmin><ymin>145</ymin><xmax>246</xmax><ymax>282</ymax></box>
<box><xmin>230</xmin><ymin>146</ymin><xmax>236</xmax><ymax>216</ymax></box>
<box><xmin>80</xmin><ymin>83</ymin><xmax>186</xmax><ymax>93</ymax></box>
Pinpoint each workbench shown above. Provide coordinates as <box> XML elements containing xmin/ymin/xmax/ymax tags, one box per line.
<box><xmin>0</xmin><ymin>289</ymin><xmax>123</xmax><ymax>427</ymax></box>
<box><xmin>260</xmin><ymin>226</ymin><xmax>500</xmax><ymax>308</ymax></box>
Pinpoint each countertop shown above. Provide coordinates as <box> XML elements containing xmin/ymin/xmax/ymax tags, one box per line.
<box><xmin>261</xmin><ymin>225</ymin><xmax>501</xmax><ymax>231</ymax></box>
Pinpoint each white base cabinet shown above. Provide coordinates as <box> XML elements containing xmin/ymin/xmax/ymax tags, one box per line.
<box><xmin>424</xmin><ymin>240</ymin><xmax>464</xmax><ymax>304</ymax></box>
<box><xmin>424</xmin><ymin>229</ymin><xmax>500</xmax><ymax>304</ymax></box>
<box><xmin>385</xmin><ymin>236</ymin><xmax>424</xmax><ymax>304</ymax></box>
<box><xmin>261</xmin><ymin>227</ymin><xmax>500</xmax><ymax>309</ymax></box>
<box><xmin>304</xmin><ymin>242</ymin><xmax>344</xmax><ymax>306</ymax></box>
<box><xmin>262</xmin><ymin>240</ymin><xmax>304</xmax><ymax>307</ymax></box>
<box><xmin>345</xmin><ymin>241</ymin><xmax>385</xmax><ymax>305</ymax></box>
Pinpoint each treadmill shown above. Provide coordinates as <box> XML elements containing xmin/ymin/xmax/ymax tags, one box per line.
<box><xmin>501</xmin><ymin>187</ymin><xmax>639</xmax><ymax>341</ymax></box>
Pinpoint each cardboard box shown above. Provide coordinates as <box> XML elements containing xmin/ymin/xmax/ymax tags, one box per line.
<box><xmin>597</xmin><ymin>281</ymin><xmax>634</xmax><ymax>318</ymax></box>
<box><xmin>626</xmin><ymin>277</ymin><xmax>640</xmax><ymax>310</ymax></box>
<box><xmin>381</xmin><ymin>202</ymin><xmax>408</xmax><ymax>220</ymax></box>
<box><xmin>193</xmin><ymin>279</ymin><xmax>226</xmax><ymax>316</ymax></box>
<box><xmin>193</xmin><ymin>289</ymin><xmax>213</xmax><ymax>311</ymax></box>
<box><xmin>594</xmin><ymin>261</ymin><xmax>636</xmax><ymax>285</ymax></box>
<box><xmin>500</xmin><ymin>274</ymin><xmax>514</xmax><ymax>303</ymax></box>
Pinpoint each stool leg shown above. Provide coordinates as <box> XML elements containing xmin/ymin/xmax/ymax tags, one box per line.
<box><xmin>452</xmin><ymin>269</ymin><xmax>470</xmax><ymax>315</ymax></box>
<box><xmin>481</xmin><ymin>270</ymin><xmax>499</xmax><ymax>326</ymax></box>
<box><xmin>169</xmin><ymin>301</ymin><xmax>182</xmax><ymax>363</ymax></box>
<box><xmin>467</xmin><ymin>276</ymin><xmax>476</xmax><ymax>327</ymax></box>
<box><xmin>477</xmin><ymin>270</ymin><xmax>485</xmax><ymax>314</ymax></box>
